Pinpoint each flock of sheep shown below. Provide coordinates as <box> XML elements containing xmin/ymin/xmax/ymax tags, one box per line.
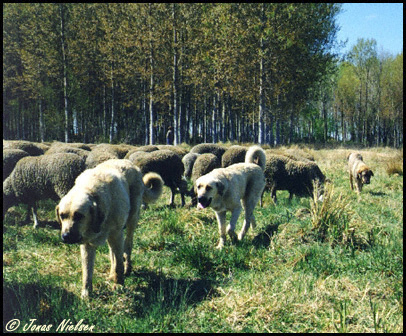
<box><xmin>3</xmin><ymin>140</ymin><xmax>326</xmax><ymax>228</ymax></box>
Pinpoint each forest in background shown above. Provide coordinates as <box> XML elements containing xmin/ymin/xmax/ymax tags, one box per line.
<box><xmin>3</xmin><ymin>3</ymin><xmax>403</xmax><ymax>147</ymax></box>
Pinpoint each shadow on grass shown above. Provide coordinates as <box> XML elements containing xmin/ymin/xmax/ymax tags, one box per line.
<box><xmin>3</xmin><ymin>281</ymin><xmax>81</xmax><ymax>333</ymax></box>
<box><xmin>129</xmin><ymin>268</ymin><xmax>218</xmax><ymax>318</ymax></box>
<box><xmin>252</xmin><ymin>223</ymin><xmax>281</xmax><ymax>248</ymax></box>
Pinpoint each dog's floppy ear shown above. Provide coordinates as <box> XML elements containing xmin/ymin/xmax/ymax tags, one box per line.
<box><xmin>370</xmin><ymin>170</ymin><xmax>374</xmax><ymax>177</ymax></box>
<box><xmin>357</xmin><ymin>172</ymin><xmax>362</xmax><ymax>180</ymax></box>
<box><xmin>89</xmin><ymin>195</ymin><xmax>105</xmax><ymax>233</ymax></box>
<box><xmin>55</xmin><ymin>205</ymin><xmax>62</xmax><ymax>228</ymax></box>
<box><xmin>216</xmin><ymin>181</ymin><xmax>225</xmax><ymax>196</ymax></box>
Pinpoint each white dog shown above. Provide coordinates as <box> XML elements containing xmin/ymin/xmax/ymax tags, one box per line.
<box><xmin>195</xmin><ymin>146</ymin><xmax>266</xmax><ymax>249</ymax></box>
<box><xmin>56</xmin><ymin>159</ymin><xmax>163</xmax><ymax>297</ymax></box>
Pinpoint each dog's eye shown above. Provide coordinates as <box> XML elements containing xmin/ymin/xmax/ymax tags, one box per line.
<box><xmin>59</xmin><ymin>213</ymin><xmax>68</xmax><ymax>220</ymax></box>
<box><xmin>73</xmin><ymin>212</ymin><xmax>84</xmax><ymax>221</ymax></box>
<box><xmin>206</xmin><ymin>185</ymin><xmax>212</xmax><ymax>191</ymax></box>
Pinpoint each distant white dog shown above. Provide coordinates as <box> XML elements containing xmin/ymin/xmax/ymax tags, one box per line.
<box><xmin>56</xmin><ymin>159</ymin><xmax>163</xmax><ymax>297</ymax></box>
<box><xmin>195</xmin><ymin>146</ymin><xmax>266</xmax><ymax>249</ymax></box>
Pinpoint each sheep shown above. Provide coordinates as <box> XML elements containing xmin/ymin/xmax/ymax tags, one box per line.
<box><xmin>45</xmin><ymin>143</ymin><xmax>90</xmax><ymax>161</ymax></box>
<box><xmin>129</xmin><ymin>149</ymin><xmax>187</xmax><ymax>206</ymax></box>
<box><xmin>3</xmin><ymin>140</ymin><xmax>46</xmax><ymax>156</ymax></box>
<box><xmin>189</xmin><ymin>153</ymin><xmax>221</xmax><ymax>206</ymax></box>
<box><xmin>3</xmin><ymin>153</ymin><xmax>86</xmax><ymax>228</ymax></box>
<box><xmin>182</xmin><ymin>152</ymin><xmax>201</xmax><ymax>179</ymax></box>
<box><xmin>3</xmin><ymin>149</ymin><xmax>29</xmax><ymax>181</ymax></box>
<box><xmin>262</xmin><ymin>152</ymin><xmax>325</xmax><ymax>205</ymax></box>
<box><xmin>85</xmin><ymin>144</ymin><xmax>121</xmax><ymax>169</ymax></box>
<box><xmin>190</xmin><ymin>143</ymin><xmax>226</xmax><ymax>162</ymax></box>
<box><xmin>157</xmin><ymin>145</ymin><xmax>189</xmax><ymax>158</ymax></box>
<box><xmin>221</xmin><ymin>145</ymin><xmax>247</xmax><ymax>168</ymax></box>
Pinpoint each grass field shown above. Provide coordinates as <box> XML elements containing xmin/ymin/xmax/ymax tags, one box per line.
<box><xmin>3</xmin><ymin>146</ymin><xmax>403</xmax><ymax>333</ymax></box>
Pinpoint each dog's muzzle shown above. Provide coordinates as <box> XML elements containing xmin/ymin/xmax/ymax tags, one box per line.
<box><xmin>61</xmin><ymin>231</ymin><xmax>82</xmax><ymax>244</ymax></box>
<box><xmin>197</xmin><ymin>196</ymin><xmax>212</xmax><ymax>209</ymax></box>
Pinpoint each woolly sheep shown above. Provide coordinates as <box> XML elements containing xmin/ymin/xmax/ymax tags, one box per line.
<box><xmin>3</xmin><ymin>140</ymin><xmax>46</xmax><ymax>156</ymax></box>
<box><xmin>85</xmin><ymin>144</ymin><xmax>121</xmax><ymax>168</ymax></box>
<box><xmin>221</xmin><ymin>145</ymin><xmax>247</xmax><ymax>168</ymax></box>
<box><xmin>129</xmin><ymin>149</ymin><xmax>187</xmax><ymax>206</ymax></box>
<box><xmin>3</xmin><ymin>153</ymin><xmax>86</xmax><ymax>228</ymax></box>
<box><xmin>157</xmin><ymin>145</ymin><xmax>188</xmax><ymax>158</ymax></box>
<box><xmin>262</xmin><ymin>152</ymin><xmax>325</xmax><ymax>205</ymax></box>
<box><xmin>3</xmin><ymin>149</ymin><xmax>29</xmax><ymax>181</ymax></box>
<box><xmin>190</xmin><ymin>143</ymin><xmax>226</xmax><ymax>162</ymax></box>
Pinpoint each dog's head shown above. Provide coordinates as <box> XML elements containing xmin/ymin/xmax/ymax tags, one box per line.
<box><xmin>195</xmin><ymin>176</ymin><xmax>225</xmax><ymax>209</ymax></box>
<box><xmin>56</xmin><ymin>192</ymin><xmax>105</xmax><ymax>244</ymax></box>
<box><xmin>357</xmin><ymin>168</ymin><xmax>374</xmax><ymax>185</ymax></box>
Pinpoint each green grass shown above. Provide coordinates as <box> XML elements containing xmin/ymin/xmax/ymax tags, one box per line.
<box><xmin>3</xmin><ymin>147</ymin><xmax>403</xmax><ymax>333</ymax></box>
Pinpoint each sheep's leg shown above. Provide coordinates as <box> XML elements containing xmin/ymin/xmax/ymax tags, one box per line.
<box><xmin>80</xmin><ymin>243</ymin><xmax>96</xmax><ymax>298</ymax></box>
<box><xmin>215</xmin><ymin>211</ymin><xmax>227</xmax><ymax>249</ymax></box>
<box><xmin>32</xmin><ymin>204</ymin><xmax>39</xmax><ymax>229</ymax></box>
<box><xmin>227</xmin><ymin>207</ymin><xmax>241</xmax><ymax>244</ymax></box>
<box><xmin>169</xmin><ymin>187</ymin><xmax>176</xmax><ymax>206</ymax></box>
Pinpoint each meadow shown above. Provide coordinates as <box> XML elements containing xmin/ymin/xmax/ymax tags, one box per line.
<box><xmin>3</xmin><ymin>145</ymin><xmax>403</xmax><ymax>333</ymax></box>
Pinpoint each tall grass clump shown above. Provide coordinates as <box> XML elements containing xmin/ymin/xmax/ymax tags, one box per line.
<box><xmin>309</xmin><ymin>182</ymin><xmax>354</xmax><ymax>246</ymax></box>
<box><xmin>385</xmin><ymin>157</ymin><xmax>403</xmax><ymax>176</ymax></box>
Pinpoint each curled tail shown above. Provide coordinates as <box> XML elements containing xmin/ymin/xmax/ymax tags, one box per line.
<box><xmin>245</xmin><ymin>145</ymin><xmax>266</xmax><ymax>171</ymax></box>
<box><xmin>142</xmin><ymin>172</ymin><xmax>164</xmax><ymax>204</ymax></box>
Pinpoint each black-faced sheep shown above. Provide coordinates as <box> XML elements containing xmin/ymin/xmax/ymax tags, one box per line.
<box><xmin>3</xmin><ymin>153</ymin><xmax>86</xmax><ymax>228</ymax></box>
<box><xmin>3</xmin><ymin>149</ymin><xmax>29</xmax><ymax>181</ymax></box>
<box><xmin>182</xmin><ymin>152</ymin><xmax>200</xmax><ymax>179</ymax></box>
<box><xmin>262</xmin><ymin>152</ymin><xmax>325</xmax><ymax>205</ymax></box>
<box><xmin>221</xmin><ymin>145</ymin><xmax>247</xmax><ymax>168</ymax></box>
<box><xmin>189</xmin><ymin>153</ymin><xmax>221</xmax><ymax>206</ymax></box>
<box><xmin>129</xmin><ymin>149</ymin><xmax>188</xmax><ymax>206</ymax></box>
<box><xmin>190</xmin><ymin>143</ymin><xmax>226</xmax><ymax>162</ymax></box>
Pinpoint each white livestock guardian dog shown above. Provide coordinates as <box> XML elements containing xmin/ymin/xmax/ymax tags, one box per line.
<box><xmin>195</xmin><ymin>146</ymin><xmax>266</xmax><ymax>249</ymax></box>
<box><xmin>56</xmin><ymin>159</ymin><xmax>163</xmax><ymax>297</ymax></box>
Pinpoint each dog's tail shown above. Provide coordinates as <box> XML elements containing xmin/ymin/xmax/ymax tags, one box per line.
<box><xmin>142</xmin><ymin>172</ymin><xmax>164</xmax><ymax>204</ymax></box>
<box><xmin>245</xmin><ymin>145</ymin><xmax>266</xmax><ymax>171</ymax></box>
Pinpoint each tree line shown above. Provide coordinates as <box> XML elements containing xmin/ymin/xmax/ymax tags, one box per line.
<box><xmin>3</xmin><ymin>3</ymin><xmax>403</xmax><ymax>147</ymax></box>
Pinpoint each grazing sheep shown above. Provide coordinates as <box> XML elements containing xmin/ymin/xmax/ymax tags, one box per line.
<box><xmin>262</xmin><ymin>152</ymin><xmax>325</xmax><ymax>205</ymax></box>
<box><xmin>45</xmin><ymin>143</ymin><xmax>90</xmax><ymax>161</ymax></box>
<box><xmin>190</xmin><ymin>143</ymin><xmax>226</xmax><ymax>162</ymax></box>
<box><xmin>3</xmin><ymin>140</ymin><xmax>46</xmax><ymax>156</ymax></box>
<box><xmin>3</xmin><ymin>149</ymin><xmax>29</xmax><ymax>181</ymax></box>
<box><xmin>221</xmin><ymin>145</ymin><xmax>247</xmax><ymax>168</ymax></box>
<box><xmin>157</xmin><ymin>145</ymin><xmax>188</xmax><ymax>158</ymax></box>
<box><xmin>182</xmin><ymin>152</ymin><xmax>200</xmax><ymax>179</ymax></box>
<box><xmin>129</xmin><ymin>149</ymin><xmax>187</xmax><ymax>206</ymax></box>
<box><xmin>189</xmin><ymin>153</ymin><xmax>221</xmax><ymax>206</ymax></box>
<box><xmin>85</xmin><ymin>144</ymin><xmax>121</xmax><ymax>169</ymax></box>
<box><xmin>3</xmin><ymin>153</ymin><xmax>86</xmax><ymax>228</ymax></box>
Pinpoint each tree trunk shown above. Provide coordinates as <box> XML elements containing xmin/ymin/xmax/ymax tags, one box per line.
<box><xmin>60</xmin><ymin>4</ymin><xmax>69</xmax><ymax>143</ymax></box>
<box><xmin>148</xmin><ymin>3</ymin><xmax>155</xmax><ymax>145</ymax></box>
<box><xmin>172</xmin><ymin>4</ymin><xmax>179</xmax><ymax>145</ymax></box>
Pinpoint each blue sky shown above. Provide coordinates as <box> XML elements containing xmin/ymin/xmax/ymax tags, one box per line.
<box><xmin>335</xmin><ymin>3</ymin><xmax>403</xmax><ymax>57</ymax></box>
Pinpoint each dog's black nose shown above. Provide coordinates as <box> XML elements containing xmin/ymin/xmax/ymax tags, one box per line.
<box><xmin>61</xmin><ymin>231</ymin><xmax>82</xmax><ymax>244</ymax></box>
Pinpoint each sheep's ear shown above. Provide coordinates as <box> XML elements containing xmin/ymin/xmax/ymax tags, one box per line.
<box><xmin>216</xmin><ymin>181</ymin><xmax>225</xmax><ymax>196</ymax></box>
<box><xmin>90</xmin><ymin>196</ymin><xmax>104</xmax><ymax>233</ymax></box>
<box><xmin>55</xmin><ymin>205</ymin><xmax>62</xmax><ymax>228</ymax></box>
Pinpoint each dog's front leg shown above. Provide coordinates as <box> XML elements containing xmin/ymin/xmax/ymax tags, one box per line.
<box><xmin>215</xmin><ymin>211</ymin><xmax>227</xmax><ymax>249</ymax></box>
<box><xmin>227</xmin><ymin>207</ymin><xmax>241</xmax><ymax>245</ymax></box>
<box><xmin>80</xmin><ymin>243</ymin><xmax>96</xmax><ymax>298</ymax></box>
<box><xmin>107</xmin><ymin>231</ymin><xmax>124</xmax><ymax>286</ymax></box>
